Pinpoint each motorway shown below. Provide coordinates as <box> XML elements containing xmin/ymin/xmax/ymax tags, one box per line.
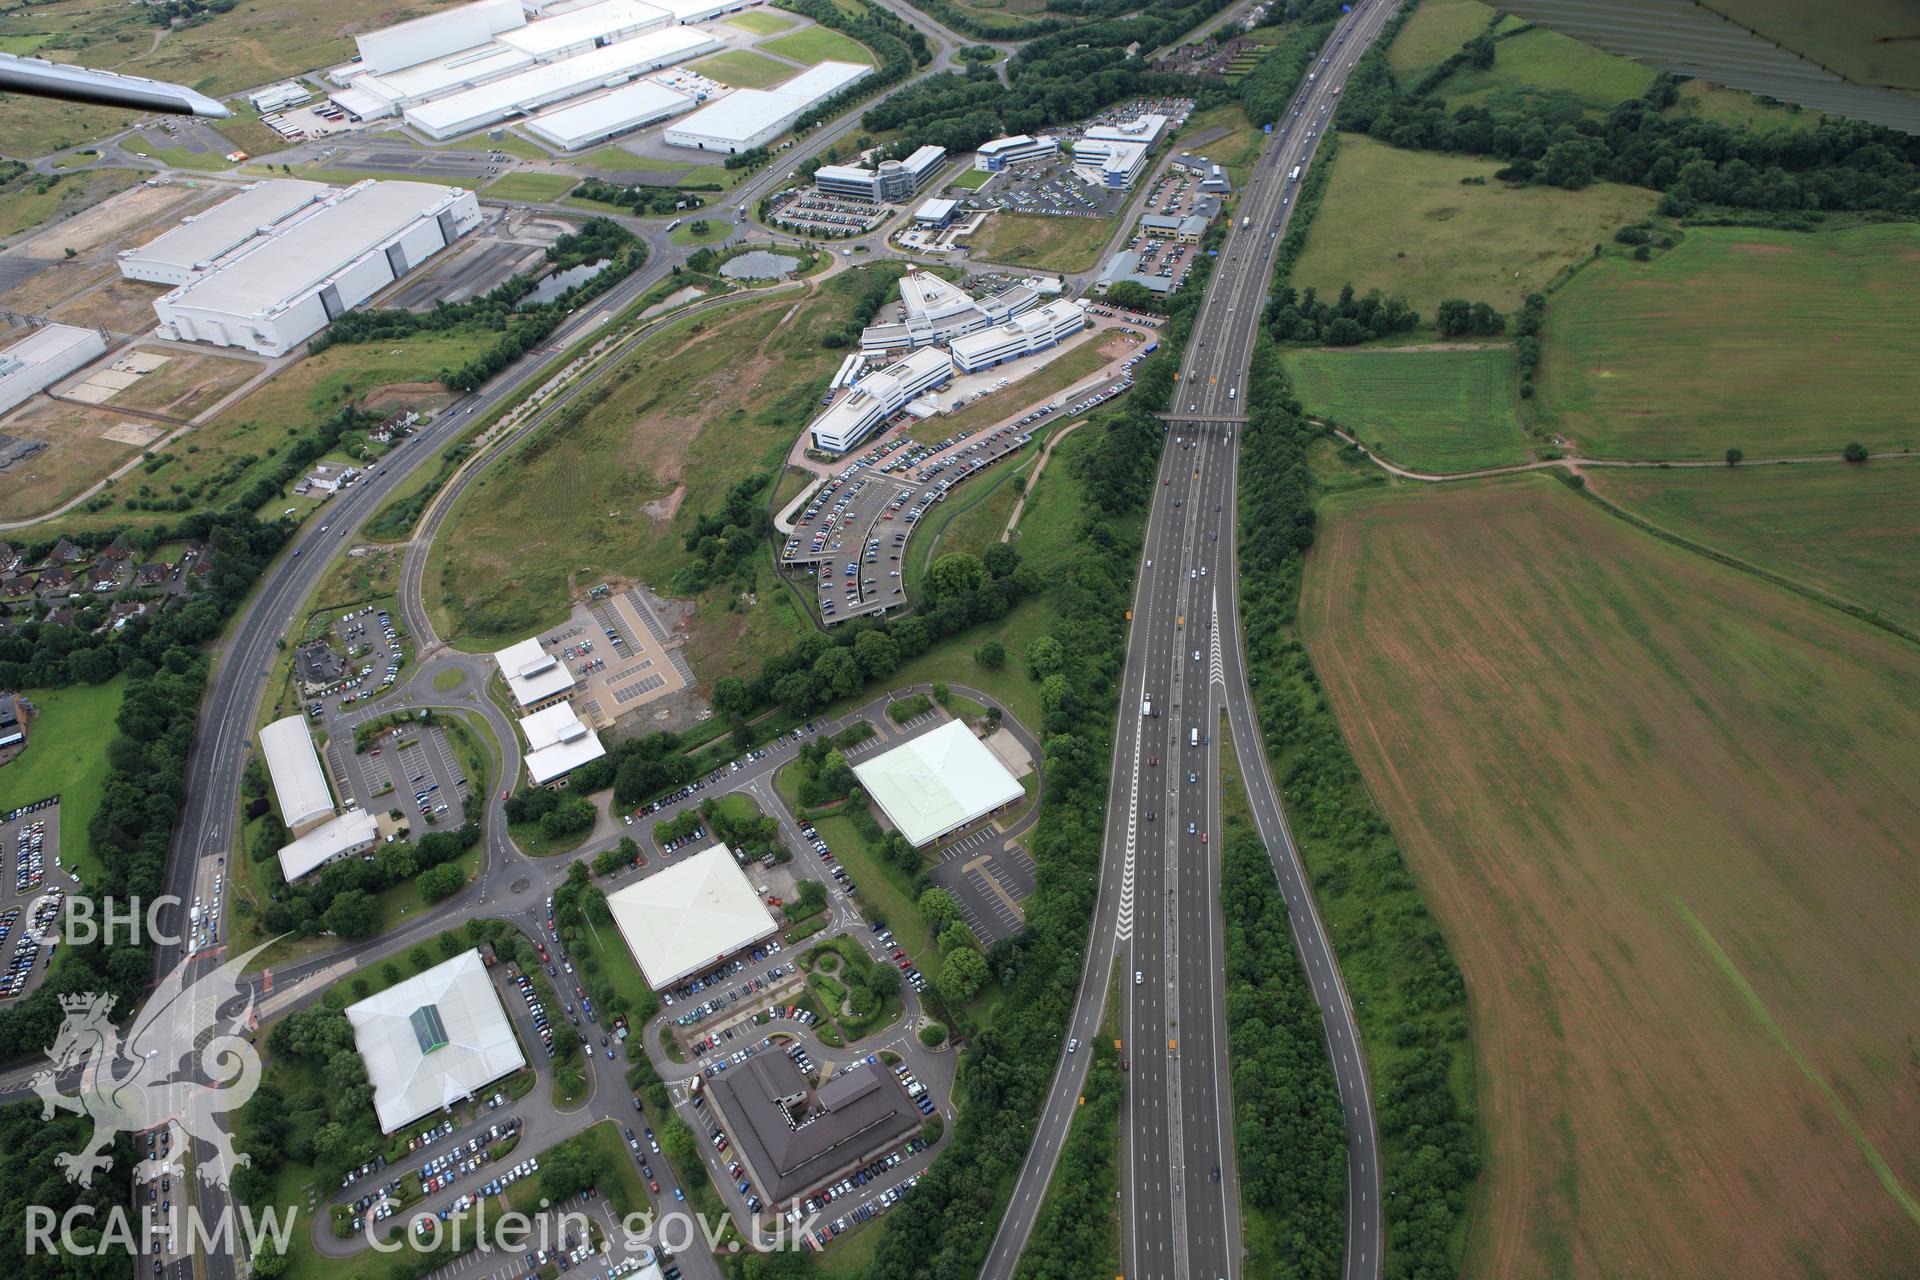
<box><xmin>978</xmin><ymin>4</ymin><xmax>1395</xmax><ymax>1280</ymax></box>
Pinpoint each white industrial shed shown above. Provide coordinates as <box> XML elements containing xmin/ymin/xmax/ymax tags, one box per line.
<box><xmin>154</xmin><ymin>181</ymin><xmax>481</xmax><ymax>357</ymax></box>
<box><xmin>606</xmin><ymin>844</ymin><xmax>777</xmax><ymax>988</ymax></box>
<box><xmin>0</xmin><ymin>325</ymin><xmax>106</xmax><ymax>415</ymax></box>
<box><xmin>653</xmin><ymin>0</ymin><xmax>736</xmax><ymax>21</ymax></box>
<box><xmin>527</xmin><ymin>78</ymin><xmax>695</xmax><ymax>149</ymax></box>
<box><xmin>277</xmin><ymin>810</ymin><xmax>379</xmax><ymax>883</ymax></box>
<box><xmin>117</xmin><ymin>179</ymin><xmax>332</xmax><ymax>285</ymax></box>
<box><xmin>335</xmin><ymin>44</ymin><xmax>537</xmax><ymax>117</ymax></box>
<box><xmin>405</xmin><ymin>25</ymin><xmax>720</xmax><ymax>138</ymax></box>
<box><xmin>665</xmin><ymin>59</ymin><xmax>868</xmax><ymax>152</ymax></box>
<box><xmin>498</xmin><ymin>0</ymin><xmax>669</xmax><ymax>59</ymax></box>
<box><xmin>347</xmin><ymin>949</ymin><xmax>528</xmax><ymax>1134</ymax></box>
<box><xmin>493</xmin><ymin>637</ymin><xmax>576</xmax><ymax>710</ymax></box>
<box><xmin>852</xmin><ymin>719</ymin><xmax>1023</xmax><ymax>847</ymax></box>
<box><xmin>355</xmin><ymin>0</ymin><xmax>527</xmax><ymax>74</ymax></box>
<box><xmin>259</xmin><ymin>715</ymin><xmax>337</xmax><ymax>835</ymax></box>
<box><xmin>519</xmin><ymin>702</ymin><xmax>607</xmax><ymax>785</ymax></box>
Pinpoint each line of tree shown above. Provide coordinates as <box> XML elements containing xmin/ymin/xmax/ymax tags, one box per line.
<box><xmin>1238</xmin><ymin>338</ymin><xmax>1479</xmax><ymax>1280</ymax></box>
<box><xmin>1220</xmin><ymin>829</ymin><xmax>1348</xmax><ymax>1278</ymax></box>
<box><xmin>0</xmin><ymin>511</ymin><xmax>292</xmax><ymax>1060</ymax></box>
<box><xmin>570</xmin><ymin>177</ymin><xmax>706</xmax><ymax>215</ymax></box>
<box><xmin>249</xmin><ymin>821</ymin><xmax>481</xmax><ymax>941</ymax></box>
<box><xmin>1270</xmin><ymin>281</ymin><xmax>1422</xmax><ymax>345</ymax></box>
<box><xmin>312</xmin><ymin>219</ymin><xmax>645</xmax><ymax>391</ymax></box>
<box><xmin>1336</xmin><ymin>31</ymin><xmax>1920</xmax><ymax>215</ymax></box>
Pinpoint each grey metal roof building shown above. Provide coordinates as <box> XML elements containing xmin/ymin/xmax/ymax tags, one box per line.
<box><xmin>708</xmin><ymin>1056</ymin><xmax>921</xmax><ymax>1202</ymax></box>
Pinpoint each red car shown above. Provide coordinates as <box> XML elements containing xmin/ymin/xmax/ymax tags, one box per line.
<box><xmin>649</xmin><ymin>1180</ymin><xmax>659</xmax><ymax>1193</ymax></box>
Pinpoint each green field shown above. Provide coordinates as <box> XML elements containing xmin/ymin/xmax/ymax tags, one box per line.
<box><xmin>1291</xmin><ymin>136</ymin><xmax>1656</xmax><ymax>314</ymax></box>
<box><xmin>727</xmin><ymin>9</ymin><xmax>797</xmax><ymax>34</ymax></box>
<box><xmin>1302</xmin><ymin>474</ymin><xmax>1920</xmax><ymax>1279</ymax></box>
<box><xmin>1172</xmin><ymin>103</ymin><xmax>1265</xmax><ymax>187</ymax></box>
<box><xmin>1663</xmin><ymin>81</ymin><xmax>1820</xmax><ymax>133</ymax></box>
<box><xmin>962</xmin><ymin>212</ymin><xmax>1115</xmax><ymax>273</ymax></box>
<box><xmin>669</xmin><ymin>218</ymin><xmax>731</xmax><ymax>247</ymax></box>
<box><xmin>1435</xmin><ymin>21</ymin><xmax>1656</xmax><ymax>115</ymax></box>
<box><xmin>761</xmin><ymin>26</ymin><xmax>876</xmax><ymax>65</ymax></box>
<box><xmin>1593</xmin><ymin>461</ymin><xmax>1920</xmax><ymax>632</ymax></box>
<box><xmin>1534</xmin><ymin>225</ymin><xmax>1920</xmax><ymax>459</ymax></box>
<box><xmin>0</xmin><ymin>678</ymin><xmax>124</xmax><ymax>884</ymax></box>
<box><xmin>950</xmin><ymin>168</ymin><xmax>993</xmax><ymax>190</ymax></box>
<box><xmin>1281</xmin><ymin>346</ymin><xmax>1532</xmax><ymax>472</ymax></box>
<box><xmin>1386</xmin><ymin>0</ymin><xmax>1495</xmax><ymax>79</ymax></box>
<box><xmin>484</xmin><ymin>171</ymin><xmax>576</xmax><ymax>202</ymax></box>
<box><xmin>691</xmin><ymin>49</ymin><xmax>798</xmax><ymax>89</ymax></box>
<box><xmin>431</xmin><ymin>273</ymin><xmax>892</xmax><ymax>648</ymax></box>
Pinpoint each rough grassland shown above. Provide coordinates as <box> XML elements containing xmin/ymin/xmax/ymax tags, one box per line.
<box><xmin>1438</xmin><ymin>22</ymin><xmax>1655</xmax><ymax>115</ymax></box>
<box><xmin>432</xmin><ymin>274</ymin><xmax>885</xmax><ymax>649</ymax></box>
<box><xmin>962</xmin><ymin>212</ymin><xmax>1115</xmax><ymax>274</ymax></box>
<box><xmin>1300</xmin><ymin>475</ymin><xmax>1920</xmax><ymax>1280</ymax></box>
<box><xmin>1385</xmin><ymin>0</ymin><xmax>1493</xmax><ymax>79</ymax></box>
<box><xmin>1534</xmin><ymin>225</ymin><xmax>1920</xmax><ymax>459</ymax></box>
<box><xmin>1280</xmin><ymin>346</ymin><xmax>1531</xmax><ymax>472</ymax></box>
<box><xmin>761</xmin><ymin>26</ymin><xmax>876</xmax><ymax>66</ymax></box>
<box><xmin>1590</xmin><ymin>461</ymin><xmax>1920</xmax><ymax>633</ymax></box>
<box><xmin>1291</xmin><ymin>136</ymin><xmax>1655</xmax><ymax>313</ymax></box>
<box><xmin>726</xmin><ymin>9</ymin><xmax>796</xmax><ymax>35</ymax></box>
<box><xmin>691</xmin><ymin>49</ymin><xmax>798</xmax><ymax>89</ymax></box>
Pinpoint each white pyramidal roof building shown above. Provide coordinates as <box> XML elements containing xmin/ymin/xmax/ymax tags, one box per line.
<box><xmin>852</xmin><ymin>719</ymin><xmax>1023</xmax><ymax>847</ymax></box>
<box><xmin>347</xmin><ymin>949</ymin><xmax>528</xmax><ymax>1133</ymax></box>
<box><xmin>606</xmin><ymin>844</ymin><xmax>778</xmax><ymax>988</ymax></box>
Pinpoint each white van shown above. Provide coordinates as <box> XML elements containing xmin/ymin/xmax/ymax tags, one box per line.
<box><xmin>1189</xmin><ymin>728</ymin><xmax>1199</xmax><ymax>748</ymax></box>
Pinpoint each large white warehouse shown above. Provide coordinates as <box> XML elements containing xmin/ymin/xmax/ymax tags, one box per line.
<box><xmin>355</xmin><ymin>0</ymin><xmax>527</xmax><ymax>74</ymax></box>
<box><xmin>118</xmin><ymin>179</ymin><xmax>332</xmax><ymax>285</ymax></box>
<box><xmin>665</xmin><ymin>60</ymin><xmax>868</xmax><ymax>153</ymax></box>
<box><xmin>259</xmin><ymin>715</ymin><xmax>337</xmax><ymax>835</ymax></box>
<box><xmin>405</xmin><ymin>25</ymin><xmax>719</xmax><ymax>138</ymax></box>
<box><xmin>0</xmin><ymin>324</ymin><xmax>106</xmax><ymax>416</ymax></box>
<box><xmin>498</xmin><ymin>0</ymin><xmax>668</xmax><ymax>58</ymax></box>
<box><xmin>154</xmin><ymin>181</ymin><xmax>481</xmax><ymax>357</ymax></box>
<box><xmin>526</xmin><ymin>77</ymin><xmax>695</xmax><ymax>149</ymax></box>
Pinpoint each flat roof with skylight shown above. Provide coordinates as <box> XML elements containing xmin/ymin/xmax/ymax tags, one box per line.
<box><xmin>346</xmin><ymin>948</ymin><xmax>528</xmax><ymax>1133</ymax></box>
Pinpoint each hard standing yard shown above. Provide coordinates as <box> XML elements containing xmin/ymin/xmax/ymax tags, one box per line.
<box><xmin>1301</xmin><ymin>476</ymin><xmax>1920</xmax><ymax>1280</ymax></box>
<box><xmin>1279</xmin><ymin>345</ymin><xmax>1531</xmax><ymax>472</ymax></box>
<box><xmin>1534</xmin><ymin>225</ymin><xmax>1920</xmax><ymax>459</ymax></box>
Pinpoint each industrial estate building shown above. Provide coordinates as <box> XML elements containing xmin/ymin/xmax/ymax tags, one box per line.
<box><xmin>526</xmin><ymin>77</ymin><xmax>698</xmax><ymax>149</ymax></box>
<box><xmin>948</xmin><ymin>300</ymin><xmax>1088</xmax><ymax>374</ymax></box>
<box><xmin>973</xmin><ymin>134</ymin><xmax>1058</xmax><ymax>171</ymax></box>
<box><xmin>812</xmin><ymin>145</ymin><xmax>947</xmax><ymax>203</ymax></box>
<box><xmin>346</xmin><ymin>948</ymin><xmax>528</xmax><ymax>1134</ymax></box>
<box><xmin>1069</xmin><ymin>114</ymin><xmax>1170</xmax><ymax>190</ymax></box>
<box><xmin>858</xmin><ymin>271</ymin><xmax>1042</xmax><ymax>354</ymax></box>
<box><xmin>664</xmin><ymin>60</ymin><xmax>868</xmax><ymax>152</ymax></box>
<box><xmin>143</xmin><ymin>180</ymin><xmax>481</xmax><ymax>356</ymax></box>
<box><xmin>807</xmin><ymin>347</ymin><xmax>953</xmax><ymax>453</ymax></box>
<box><xmin>248</xmin><ymin>81</ymin><xmax>310</xmax><ymax>113</ymax></box>
<box><xmin>912</xmin><ymin>198</ymin><xmax>959</xmax><ymax>228</ymax></box>
<box><xmin>519</xmin><ymin>702</ymin><xmax>607</xmax><ymax>786</ymax></box>
<box><xmin>117</xmin><ymin>179</ymin><xmax>333</xmax><ymax>285</ymax></box>
<box><xmin>493</xmin><ymin>637</ymin><xmax>578</xmax><ymax>712</ymax></box>
<box><xmin>259</xmin><ymin>714</ymin><xmax>381</xmax><ymax>881</ymax></box>
<box><xmin>606</xmin><ymin>843</ymin><xmax>779</xmax><ymax>988</ymax></box>
<box><xmin>851</xmin><ymin>719</ymin><xmax>1024</xmax><ymax>847</ymax></box>
<box><xmin>0</xmin><ymin>325</ymin><xmax>106</xmax><ymax>415</ymax></box>
<box><xmin>707</xmin><ymin>1056</ymin><xmax>921</xmax><ymax>1202</ymax></box>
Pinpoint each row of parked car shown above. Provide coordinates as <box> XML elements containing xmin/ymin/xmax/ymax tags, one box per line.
<box><xmin>13</xmin><ymin>817</ymin><xmax>46</xmax><ymax>892</ymax></box>
<box><xmin>513</xmin><ymin>969</ymin><xmax>557</xmax><ymax>1056</ymax></box>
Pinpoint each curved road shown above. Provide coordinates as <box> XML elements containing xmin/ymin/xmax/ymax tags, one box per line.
<box><xmin>980</xmin><ymin>5</ymin><xmax>1395</xmax><ymax>1279</ymax></box>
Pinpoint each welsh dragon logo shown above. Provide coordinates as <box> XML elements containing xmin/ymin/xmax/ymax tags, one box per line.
<box><xmin>30</xmin><ymin>942</ymin><xmax>270</xmax><ymax>1189</ymax></box>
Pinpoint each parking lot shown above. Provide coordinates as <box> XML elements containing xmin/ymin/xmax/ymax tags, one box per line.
<box><xmin>767</xmin><ymin>190</ymin><xmax>891</xmax><ymax>236</ymax></box>
<box><xmin>1</xmin><ymin>799</ymin><xmax>65</xmax><ymax>1001</ymax></box>
<box><xmin>533</xmin><ymin>587</ymin><xmax>693</xmax><ymax>730</ymax></box>
<box><xmin>298</xmin><ymin>602</ymin><xmax>409</xmax><ymax>721</ymax></box>
<box><xmin>1122</xmin><ymin>232</ymin><xmax>1197</xmax><ymax>290</ymax></box>
<box><xmin>973</xmin><ymin>156</ymin><xmax>1129</xmax><ymax>220</ymax></box>
<box><xmin>329</xmin><ymin>722</ymin><xmax>470</xmax><ymax>833</ymax></box>
<box><xmin>931</xmin><ymin>832</ymin><xmax>1037</xmax><ymax>946</ymax></box>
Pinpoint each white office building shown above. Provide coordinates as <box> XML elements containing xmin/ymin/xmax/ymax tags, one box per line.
<box><xmin>973</xmin><ymin>134</ymin><xmax>1057</xmax><ymax>171</ymax></box>
<box><xmin>493</xmin><ymin>637</ymin><xmax>576</xmax><ymax>710</ymax></box>
<box><xmin>355</xmin><ymin>0</ymin><xmax>528</xmax><ymax>74</ymax></box>
<box><xmin>664</xmin><ymin>60</ymin><xmax>868</xmax><ymax>152</ymax></box>
<box><xmin>404</xmin><ymin>25</ymin><xmax>719</xmax><ymax>138</ymax></box>
<box><xmin>0</xmin><ymin>325</ymin><xmax>106</xmax><ymax>415</ymax></box>
<box><xmin>1071</xmin><ymin>136</ymin><xmax>1148</xmax><ymax>190</ymax></box>
<box><xmin>817</xmin><ymin>144</ymin><xmax>945</xmax><ymax>202</ymax></box>
<box><xmin>852</xmin><ymin>720</ymin><xmax>1024</xmax><ymax>847</ymax></box>
<box><xmin>277</xmin><ymin>810</ymin><xmax>380</xmax><ymax>883</ymax></box>
<box><xmin>858</xmin><ymin>272</ymin><xmax>1041</xmax><ymax>353</ymax></box>
<box><xmin>949</xmin><ymin>300</ymin><xmax>1088</xmax><ymax>373</ymax></box>
<box><xmin>118</xmin><ymin>179</ymin><xmax>333</xmax><ymax>285</ymax></box>
<box><xmin>249</xmin><ymin>81</ymin><xmax>310</xmax><ymax>113</ymax></box>
<box><xmin>347</xmin><ymin>949</ymin><xmax>529</xmax><ymax>1133</ymax></box>
<box><xmin>807</xmin><ymin>347</ymin><xmax>952</xmax><ymax>452</ymax></box>
<box><xmin>259</xmin><ymin>715</ymin><xmax>338</xmax><ymax>836</ymax></box>
<box><xmin>1085</xmin><ymin>113</ymin><xmax>1169</xmax><ymax>148</ymax></box>
<box><xmin>519</xmin><ymin>703</ymin><xmax>607</xmax><ymax>785</ymax></box>
<box><xmin>526</xmin><ymin>77</ymin><xmax>695</xmax><ymax>148</ymax></box>
<box><xmin>497</xmin><ymin>0</ymin><xmax>670</xmax><ymax>60</ymax></box>
<box><xmin>153</xmin><ymin>182</ymin><xmax>481</xmax><ymax>356</ymax></box>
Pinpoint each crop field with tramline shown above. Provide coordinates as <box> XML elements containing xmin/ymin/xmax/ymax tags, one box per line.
<box><xmin>1534</xmin><ymin>225</ymin><xmax>1920</xmax><ymax>459</ymax></box>
<box><xmin>1301</xmin><ymin>475</ymin><xmax>1920</xmax><ymax>1280</ymax></box>
<box><xmin>1280</xmin><ymin>345</ymin><xmax>1530</xmax><ymax>472</ymax></box>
